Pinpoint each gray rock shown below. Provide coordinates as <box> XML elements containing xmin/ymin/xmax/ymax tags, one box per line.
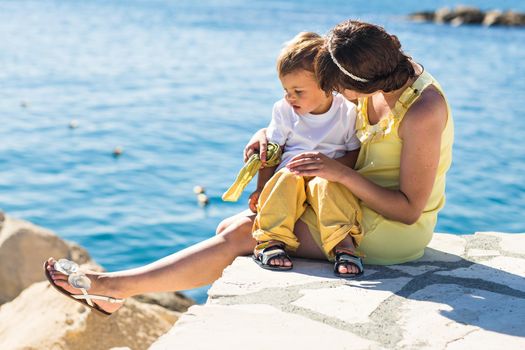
<box><xmin>0</xmin><ymin>282</ymin><xmax>178</xmax><ymax>350</ymax></box>
<box><xmin>0</xmin><ymin>215</ymin><xmax>76</xmax><ymax>303</ymax></box>
<box><xmin>408</xmin><ymin>11</ymin><xmax>435</xmax><ymax>22</ymax></box>
<box><xmin>435</xmin><ymin>7</ymin><xmax>455</xmax><ymax>23</ymax></box>
<box><xmin>499</xmin><ymin>11</ymin><xmax>525</xmax><ymax>26</ymax></box>
<box><xmin>133</xmin><ymin>291</ymin><xmax>194</xmax><ymax>313</ymax></box>
<box><xmin>450</xmin><ymin>6</ymin><xmax>485</xmax><ymax>25</ymax></box>
<box><xmin>483</xmin><ymin>10</ymin><xmax>506</xmax><ymax>26</ymax></box>
<box><xmin>409</xmin><ymin>7</ymin><xmax>525</xmax><ymax>27</ymax></box>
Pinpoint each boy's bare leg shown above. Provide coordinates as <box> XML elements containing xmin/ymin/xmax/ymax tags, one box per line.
<box><xmin>46</xmin><ymin>213</ymin><xmax>256</xmax><ymax>313</ymax></box>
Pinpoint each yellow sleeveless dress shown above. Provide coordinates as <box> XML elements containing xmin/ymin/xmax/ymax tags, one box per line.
<box><xmin>301</xmin><ymin>70</ymin><xmax>454</xmax><ymax>265</ymax></box>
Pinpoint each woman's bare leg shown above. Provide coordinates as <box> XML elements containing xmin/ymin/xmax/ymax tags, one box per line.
<box><xmin>292</xmin><ymin>219</ymin><xmax>327</xmax><ymax>260</ymax></box>
<box><xmin>47</xmin><ymin>211</ymin><xmax>256</xmax><ymax>313</ymax></box>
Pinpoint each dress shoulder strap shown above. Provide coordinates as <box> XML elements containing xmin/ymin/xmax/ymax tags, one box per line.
<box><xmin>391</xmin><ymin>71</ymin><xmax>435</xmax><ymax>120</ymax></box>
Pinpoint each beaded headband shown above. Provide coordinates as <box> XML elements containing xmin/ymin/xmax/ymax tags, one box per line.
<box><xmin>327</xmin><ymin>34</ymin><xmax>369</xmax><ymax>83</ymax></box>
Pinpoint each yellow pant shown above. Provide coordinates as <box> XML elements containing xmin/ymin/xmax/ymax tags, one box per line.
<box><xmin>252</xmin><ymin>168</ymin><xmax>362</xmax><ymax>257</ymax></box>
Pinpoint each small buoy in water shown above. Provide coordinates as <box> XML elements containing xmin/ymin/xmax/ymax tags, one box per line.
<box><xmin>20</xmin><ymin>101</ymin><xmax>29</xmax><ymax>108</ymax></box>
<box><xmin>69</xmin><ymin>119</ymin><xmax>79</xmax><ymax>129</ymax></box>
<box><xmin>197</xmin><ymin>193</ymin><xmax>209</xmax><ymax>207</ymax></box>
<box><xmin>113</xmin><ymin>146</ymin><xmax>124</xmax><ymax>157</ymax></box>
<box><xmin>193</xmin><ymin>185</ymin><xmax>205</xmax><ymax>194</ymax></box>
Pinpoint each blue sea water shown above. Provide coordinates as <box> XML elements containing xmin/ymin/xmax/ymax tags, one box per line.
<box><xmin>0</xmin><ymin>0</ymin><xmax>524</xmax><ymax>303</ymax></box>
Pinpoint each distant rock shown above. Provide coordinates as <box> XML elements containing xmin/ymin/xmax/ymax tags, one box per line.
<box><xmin>449</xmin><ymin>6</ymin><xmax>485</xmax><ymax>26</ymax></box>
<box><xmin>407</xmin><ymin>11</ymin><xmax>435</xmax><ymax>22</ymax></box>
<box><xmin>409</xmin><ymin>6</ymin><xmax>525</xmax><ymax>27</ymax></box>
<box><xmin>0</xmin><ymin>282</ymin><xmax>179</xmax><ymax>350</ymax></box>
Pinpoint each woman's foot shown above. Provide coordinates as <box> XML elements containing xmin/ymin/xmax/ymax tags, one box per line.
<box><xmin>45</xmin><ymin>257</ymin><xmax>127</xmax><ymax>314</ymax></box>
<box><xmin>253</xmin><ymin>241</ymin><xmax>293</xmax><ymax>270</ymax></box>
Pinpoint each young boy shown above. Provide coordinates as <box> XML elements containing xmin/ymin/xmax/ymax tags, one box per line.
<box><xmin>251</xmin><ymin>32</ymin><xmax>363</xmax><ymax>275</ymax></box>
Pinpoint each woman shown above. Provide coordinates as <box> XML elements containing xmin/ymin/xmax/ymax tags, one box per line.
<box><xmin>45</xmin><ymin>20</ymin><xmax>453</xmax><ymax>316</ymax></box>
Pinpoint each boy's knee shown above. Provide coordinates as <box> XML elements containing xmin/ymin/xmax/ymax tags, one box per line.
<box><xmin>274</xmin><ymin>168</ymin><xmax>302</xmax><ymax>185</ymax></box>
<box><xmin>308</xmin><ymin>176</ymin><xmax>330</xmax><ymax>189</ymax></box>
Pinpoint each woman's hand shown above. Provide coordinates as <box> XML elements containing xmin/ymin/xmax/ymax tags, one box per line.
<box><xmin>244</xmin><ymin>128</ymin><xmax>268</xmax><ymax>165</ymax></box>
<box><xmin>286</xmin><ymin>152</ymin><xmax>350</xmax><ymax>183</ymax></box>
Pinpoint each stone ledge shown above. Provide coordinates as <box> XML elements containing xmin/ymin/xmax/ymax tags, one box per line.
<box><xmin>150</xmin><ymin>232</ymin><xmax>525</xmax><ymax>349</ymax></box>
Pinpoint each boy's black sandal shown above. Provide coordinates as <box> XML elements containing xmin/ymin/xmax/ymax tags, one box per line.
<box><xmin>253</xmin><ymin>241</ymin><xmax>293</xmax><ymax>271</ymax></box>
<box><xmin>334</xmin><ymin>248</ymin><xmax>364</xmax><ymax>278</ymax></box>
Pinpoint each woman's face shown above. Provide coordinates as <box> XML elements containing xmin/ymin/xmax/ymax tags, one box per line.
<box><xmin>340</xmin><ymin>89</ymin><xmax>375</xmax><ymax>101</ymax></box>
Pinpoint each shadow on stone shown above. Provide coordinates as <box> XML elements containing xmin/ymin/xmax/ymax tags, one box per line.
<box><xmin>340</xmin><ymin>247</ymin><xmax>525</xmax><ymax>339</ymax></box>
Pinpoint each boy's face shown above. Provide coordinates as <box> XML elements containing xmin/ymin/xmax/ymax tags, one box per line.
<box><xmin>280</xmin><ymin>69</ymin><xmax>332</xmax><ymax>115</ymax></box>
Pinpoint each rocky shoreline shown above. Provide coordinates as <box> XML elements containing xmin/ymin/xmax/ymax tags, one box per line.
<box><xmin>409</xmin><ymin>6</ymin><xmax>525</xmax><ymax>27</ymax></box>
<box><xmin>0</xmin><ymin>212</ymin><xmax>194</xmax><ymax>350</ymax></box>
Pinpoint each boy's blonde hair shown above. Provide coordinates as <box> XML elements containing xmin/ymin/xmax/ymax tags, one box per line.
<box><xmin>277</xmin><ymin>32</ymin><xmax>323</xmax><ymax>77</ymax></box>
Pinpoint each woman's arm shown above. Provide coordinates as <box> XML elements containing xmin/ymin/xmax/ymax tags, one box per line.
<box><xmin>335</xmin><ymin>149</ymin><xmax>360</xmax><ymax>169</ymax></box>
<box><xmin>286</xmin><ymin>90</ymin><xmax>447</xmax><ymax>224</ymax></box>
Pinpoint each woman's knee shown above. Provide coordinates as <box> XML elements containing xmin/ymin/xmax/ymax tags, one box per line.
<box><xmin>217</xmin><ymin>217</ymin><xmax>255</xmax><ymax>250</ymax></box>
<box><xmin>216</xmin><ymin>209</ymin><xmax>255</xmax><ymax>235</ymax></box>
<box><xmin>216</xmin><ymin>218</ymin><xmax>231</xmax><ymax>235</ymax></box>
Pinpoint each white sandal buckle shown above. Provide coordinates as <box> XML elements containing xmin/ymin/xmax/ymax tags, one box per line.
<box><xmin>54</xmin><ymin>259</ymin><xmax>79</xmax><ymax>275</ymax></box>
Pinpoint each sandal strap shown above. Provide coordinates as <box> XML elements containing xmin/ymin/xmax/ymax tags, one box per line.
<box><xmin>335</xmin><ymin>248</ymin><xmax>365</xmax><ymax>258</ymax></box>
<box><xmin>260</xmin><ymin>249</ymin><xmax>288</xmax><ymax>265</ymax></box>
<box><xmin>254</xmin><ymin>240</ymin><xmax>285</xmax><ymax>252</ymax></box>
<box><xmin>72</xmin><ymin>294</ymin><xmax>125</xmax><ymax>304</ymax></box>
<box><xmin>334</xmin><ymin>251</ymin><xmax>364</xmax><ymax>274</ymax></box>
<box><xmin>254</xmin><ymin>241</ymin><xmax>289</xmax><ymax>265</ymax></box>
<box><xmin>79</xmin><ymin>288</ymin><xmax>93</xmax><ymax>307</ymax></box>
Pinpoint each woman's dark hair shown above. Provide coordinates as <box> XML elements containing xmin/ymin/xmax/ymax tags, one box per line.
<box><xmin>316</xmin><ymin>20</ymin><xmax>415</xmax><ymax>94</ymax></box>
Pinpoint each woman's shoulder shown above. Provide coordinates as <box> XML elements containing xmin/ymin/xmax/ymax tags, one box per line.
<box><xmin>400</xmin><ymin>86</ymin><xmax>448</xmax><ymax>137</ymax></box>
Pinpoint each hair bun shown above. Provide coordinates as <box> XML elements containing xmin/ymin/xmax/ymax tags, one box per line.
<box><xmin>374</xmin><ymin>56</ymin><xmax>413</xmax><ymax>92</ymax></box>
<box><xmin>389</xmin><ymin>34</ymin><xmax>402</xmax><ymax>50</ymax></box>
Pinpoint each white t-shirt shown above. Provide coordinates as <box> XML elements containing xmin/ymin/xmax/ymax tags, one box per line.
<box><xmin>266</xmin><ymin>94</ymin><xmax>360</xmax><ymax>171</ymax></box>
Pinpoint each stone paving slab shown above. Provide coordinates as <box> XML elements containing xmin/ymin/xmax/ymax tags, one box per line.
<box><xmin>149</xmin><ymin>232</ymin><xmax>525</xmax><ymax>349</ymax></box>
<box><xmin>397</xmin><ymin>284</ymin><xmax>525</xmax><ymax>349</ymax></box>
<box><xmin>150</xmin><ymin>304</ymin><xmax>380</xmax><ymax>350</ymax></box>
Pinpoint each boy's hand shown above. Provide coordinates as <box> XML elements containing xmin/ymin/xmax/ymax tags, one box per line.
<box><xmin>244</xmin><ymin>128</ymin><xmax>268</xmax><ymax>165</ymax></box>
<box><xmin>248</xmin><ymin>190</ymin><xmax>261</xmax><ymax>213</ymax></box>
